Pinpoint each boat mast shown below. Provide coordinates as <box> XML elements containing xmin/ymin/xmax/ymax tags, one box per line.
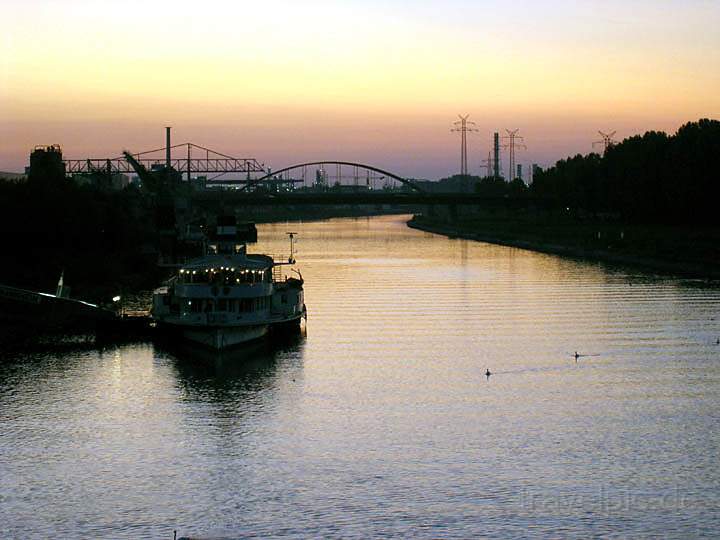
<box><xmin>286</xmin><ymin>232</ymin><xmax>297</xmax><ymax>264</ymax></box>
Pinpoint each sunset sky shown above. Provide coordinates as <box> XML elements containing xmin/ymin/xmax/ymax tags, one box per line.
<box><xmin>2</xmin><ymin>0</ymin><xmax>718</xmax><ymax>179</ymax></box>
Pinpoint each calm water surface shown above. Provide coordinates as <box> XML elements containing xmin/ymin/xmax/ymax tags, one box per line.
<box><xmin>2</xmin><ymin>215</ymin><xmax>720</xmax><ymax>539</ymax></box>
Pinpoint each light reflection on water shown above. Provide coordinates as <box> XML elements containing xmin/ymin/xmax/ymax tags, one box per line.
<box><xmin>1</xmin><ymin>215</ymin><xmax>719</xmax><ymax>539</ymax></box>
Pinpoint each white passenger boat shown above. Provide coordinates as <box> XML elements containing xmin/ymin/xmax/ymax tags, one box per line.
<box><xmin>151</xmin><ymin>219</ymin><xmax>305</xmax><ymax>350</ymax></box>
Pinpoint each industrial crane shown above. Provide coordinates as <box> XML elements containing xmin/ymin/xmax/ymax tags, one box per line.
<box><xmin>122</xmin><ymin>151</ymin><xmax>182</xmax><ymax>194</ymax></box>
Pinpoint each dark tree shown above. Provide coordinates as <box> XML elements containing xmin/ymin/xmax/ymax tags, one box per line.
<box><xmin>531</xmin><ymin>119</ymin><xmax>720</xmax><ymax>225</ymax></box>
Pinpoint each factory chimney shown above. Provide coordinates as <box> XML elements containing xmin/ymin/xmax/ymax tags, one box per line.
<box><xmin>493</xmin><ymin>132</ymin><xmax>500</xmax><ymax>180</ymax></box>
<box><xmin>165</xmin><ymin>127</ymin><xmax>171</xmax><ymax>170</ymax></box>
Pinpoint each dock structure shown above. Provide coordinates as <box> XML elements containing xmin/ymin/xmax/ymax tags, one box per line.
<box><xmin>0</xmin><ymin>281</ymin><xmax>160</xmax><ymax>345</ymax></box>
<box><xmin>97</xmin><ymin>311</ymin><xmax>155</xmax><ymax>341</ymax></box>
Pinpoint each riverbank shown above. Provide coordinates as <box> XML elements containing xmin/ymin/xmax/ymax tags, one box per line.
<box><xmin>408</xmin><ymin>215</ymin><xmax>720</xmax><ymax>280</ymax></box>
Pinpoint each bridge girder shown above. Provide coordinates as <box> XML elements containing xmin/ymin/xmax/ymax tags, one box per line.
<box><xmin>64</xmin><ymin>142</ymin><xmax>265</xmax><ymax>176</ymax></box>
<box><xmin>65</xmin><ymin>157</ymin><xmax>265</xmax><ymax>175</ymax></box>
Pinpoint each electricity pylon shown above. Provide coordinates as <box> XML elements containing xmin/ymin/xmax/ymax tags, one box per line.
<box><xmin>451</xmin><ymin>115</ymin><xmax>478</xmax><ymax>177</ymax></box>
<box><xmin>593</xmin><ymin>130</ymin><xmax>618</xmax><ymax>153</ymax></box>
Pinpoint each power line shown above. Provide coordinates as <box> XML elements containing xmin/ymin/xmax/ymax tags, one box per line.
<box><xmin>502</xmin><ymin>129</ymin><xmax>526</xmax><ymax>181</ymax></box>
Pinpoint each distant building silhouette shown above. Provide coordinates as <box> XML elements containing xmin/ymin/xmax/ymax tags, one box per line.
<box><xmin>28</xmin><ymin>144</ymin><xmax>65</xmax><ymax>184</ymax></box>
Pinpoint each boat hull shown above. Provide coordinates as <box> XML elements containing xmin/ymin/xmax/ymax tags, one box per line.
<box><xmin>186</xmin><ymin>324</ymin><xmax>269</xmax><ymax>349</ymax></box>
<box><xmin>158</xmin><ymin>316</ymin><xmax>302</xmax><ymax>350</ymax></box>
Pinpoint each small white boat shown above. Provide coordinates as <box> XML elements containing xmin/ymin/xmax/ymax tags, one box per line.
<box><xmin>151</xmin><ymin>219</ymin><xmax>305</xmax><ymax>350</ymax></box>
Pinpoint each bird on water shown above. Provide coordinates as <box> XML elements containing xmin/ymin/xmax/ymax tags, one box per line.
<box><xmin>485</xmin><ymin>368</ymin><xmax>492</xmax><ymax>379</ymax></box>
<box><xmin>571</xmin><ymin>351</ymin><xmax>601</xmax><ymax>362</ymax></box>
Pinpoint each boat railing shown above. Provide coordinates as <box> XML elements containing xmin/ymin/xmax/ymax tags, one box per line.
<box><xmin>269</xmin><ymin>254</ymin><xmax>292</xmax><ymax>282</ymax></box>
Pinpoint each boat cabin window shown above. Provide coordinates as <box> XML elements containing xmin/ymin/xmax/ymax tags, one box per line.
<box><xmin>181</xmin><ymin>296</ymin><xmax>272</xmax><ymax>315</ymax></box>
<box><xmin>178</xmin><ymin>267</ymin><xmax>271</xmax><ymax>285</ymax></box>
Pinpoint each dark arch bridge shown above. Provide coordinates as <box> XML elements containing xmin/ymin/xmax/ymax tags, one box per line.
<box><xmin>242</xmin><ymin>161</ymin><xmax>425</xmax><ymax>193</ymax></box>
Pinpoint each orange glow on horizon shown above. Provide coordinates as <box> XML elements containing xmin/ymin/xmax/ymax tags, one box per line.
<box><xmin>2</xmin><ymin>0</ymin><xmax>718</xmax><ymax>177</ymax></box>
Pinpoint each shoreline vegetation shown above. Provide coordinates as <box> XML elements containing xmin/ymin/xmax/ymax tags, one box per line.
<box><xmin>0</xmin><ymin>179</ymin><xmax>162</xmax><ymax>304</ymax></box>
<box><xmin>407</xmin><ymin>215</ymin><xmax>720</xmax><ymax>280</ymax></box>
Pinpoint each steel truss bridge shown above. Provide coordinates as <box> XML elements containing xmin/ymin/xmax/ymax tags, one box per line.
<box><xmin>64</xmin><ymin>143</ymin><xmax>265</xmax><ymax>177</ymax></box>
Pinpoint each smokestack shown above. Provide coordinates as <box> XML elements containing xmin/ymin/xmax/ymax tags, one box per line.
<box><xmin>493</xmin><ymin>132</ymin><xmax>500</xmax><ymax>180</ymax></box>
<box><xmin>165</xmin><ymin>126</ymin><xmax>171</xmax><ymax>169</ymax></box>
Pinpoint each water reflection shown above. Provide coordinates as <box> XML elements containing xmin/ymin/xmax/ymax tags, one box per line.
<box><xmin>157</xmin><ymin>331</ymin><xmax>306</xmax><ymax>402</ymax></box>
<box><xmin>2</xmin><ymin>215</ymin><xmax>720</xmax><ymax>539</ymax></box>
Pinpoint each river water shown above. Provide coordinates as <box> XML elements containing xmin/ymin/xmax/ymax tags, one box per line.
<box><xmin>2</xmin><ymin>215</ymin><xmax>719</xmax><ymax>539</ymax></box>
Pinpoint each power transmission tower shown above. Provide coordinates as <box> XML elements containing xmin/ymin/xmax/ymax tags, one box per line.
<box><xmin>502</xmin><ymin>129</ymin><xmax>526</xmax><ymax>181</ymax></box>
<box><xmin>451</xmin><ymin>114</ymin><xmax>478</xmax><ymax>177</ymax></box>
<box><xmin>593</xmin><ymin>130</ymin><xmax>618</xmax><ymax>153</ymax></box>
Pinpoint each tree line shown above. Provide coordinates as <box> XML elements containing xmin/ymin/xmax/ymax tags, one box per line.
<box><xmin>0</xmin><ymin>174</ymin><xmax>159</xmax><ymax>301</ymax></box>
<box><xmin>531</xmin><ymin>119</ymin><xmax>720</xmax><ymax>225</ymax></box>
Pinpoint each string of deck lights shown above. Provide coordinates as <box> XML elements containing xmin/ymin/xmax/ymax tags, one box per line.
<box><xmin>179</xmin><ymin>268</ymin><xmax>264</xmax><ymax>274</ymax></box>
<box><xmin>179</xmin><ymin>267</ymin><xmax>269</xmax><ymax>285</ymax></box>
